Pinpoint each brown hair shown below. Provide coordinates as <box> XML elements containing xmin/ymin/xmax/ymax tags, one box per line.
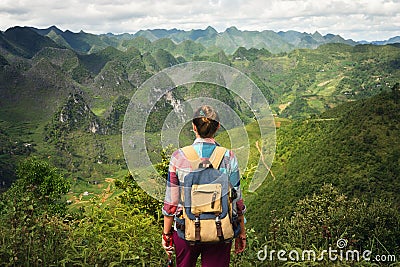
<box><xmin>192</xmin><ymin>105</ymin><xmax>220</xmax><ymax>138</ymax></box>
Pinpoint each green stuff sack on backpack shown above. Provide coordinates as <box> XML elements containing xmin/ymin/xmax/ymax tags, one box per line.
<box><xmin>175</xmin><ymin>145</ymin><xmax>241</xmax><ymax>244</ymax></box>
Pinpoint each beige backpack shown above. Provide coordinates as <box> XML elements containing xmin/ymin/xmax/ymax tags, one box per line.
<box><xmin>175</xmin><ymin>146</ymin><xmax>240</xmax><ymax>244</ymax></box>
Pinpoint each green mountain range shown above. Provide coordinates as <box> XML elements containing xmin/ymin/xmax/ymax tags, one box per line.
<box><xmin>0</xmin><ymin>25</ymin><xmax>399</xmax><ymax>193</ymax></box>
<box><xmin>0</xmin><ymin>25</ymin><xmax>399</xmax><ymax>265</ymax></box>
<box><xmin>133</xmin><ymin>26</ymin><xmax>360</xmax><ymax>54</ymax></box>
<box><xmin>28</xmin><ymin>25</ymin><xmax>360</xmax><ymax>55</ymax></box>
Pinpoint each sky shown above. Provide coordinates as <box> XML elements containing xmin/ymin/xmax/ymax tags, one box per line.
<box><xmin>0</xmin><ymin>0</ymin><xmax>399</xmax><ymax>41</ymax></box>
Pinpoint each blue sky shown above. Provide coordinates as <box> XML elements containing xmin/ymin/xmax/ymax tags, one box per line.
<box><xmin>0</xmin><ymin>0</ymin><xmax>399</xmax><ymax>41</ymax></box>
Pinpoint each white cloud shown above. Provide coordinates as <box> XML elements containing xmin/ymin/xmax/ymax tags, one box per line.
<box><xmin>0</xmin><ymin>0</ymin><xmax>399</xmax><ymax>41</ymax></box>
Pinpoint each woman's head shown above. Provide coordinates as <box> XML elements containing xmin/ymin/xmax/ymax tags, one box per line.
<box><xmin>192</xmin><ymin>105</ymin><xmax>220</xmax><ymax>138</ymax></box>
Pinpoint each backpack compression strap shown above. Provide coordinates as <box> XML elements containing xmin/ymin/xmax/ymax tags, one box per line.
<box><xmin>181</xmin><ymin>146</ymin><xmax>227</xmax><ymax>170</ymax></box>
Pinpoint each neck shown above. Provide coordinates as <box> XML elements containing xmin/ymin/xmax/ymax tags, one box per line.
<box><xmin>195</xmin><ymin>136</ymin><xmax>214</xmax><ymax>140</ymax></box>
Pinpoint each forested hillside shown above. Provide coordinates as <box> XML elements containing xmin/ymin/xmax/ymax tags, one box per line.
<box><xmin>0</xmin><ymin>25</ymin><xmax>399</xmax><ymax>266</ymax></box>
<box><xmin>246</xmin><ymin>89</ymin><xmax>400</xmax><ymax>234</ymax></box>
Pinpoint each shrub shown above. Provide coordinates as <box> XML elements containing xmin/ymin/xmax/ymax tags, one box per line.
<box><xmin>259</xmin><ymin>184</ymin><xmax>400</xmax><ymax>265</ymax></box>
<box><xmin>61</xmin><ymin>203</ymin><xmax>165</xmax><ymax>266</ymax></box>
<box><xmin>0</xmin><ymin>157</ymin><xmax>70</xmax><ymax>265</ymax></box>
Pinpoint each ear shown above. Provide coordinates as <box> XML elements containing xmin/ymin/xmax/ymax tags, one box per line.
<box><xmin>192</xmin><ymin>122</ymin><xmax>197</xmax><ymax>133</ymax></box>
<box><xmin>217</xmin><ymin>122</ymin><xmax>220</xmax><ymax>131</ymax></box>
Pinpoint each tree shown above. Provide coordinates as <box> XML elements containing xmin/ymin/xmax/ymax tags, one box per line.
<box><xmin>13</xmin><ymin>157</ymin><xmax>70</xmax><ymax>215</ymax></box>
<box><xmin>0</xmin><ymin>157</ymin><xmax>70</xmax><ymax>265</ymax></box>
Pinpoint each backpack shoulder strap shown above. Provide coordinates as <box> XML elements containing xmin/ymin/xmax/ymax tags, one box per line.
<box><xmin>181</xmin><ymin>145</ymin><xmax>201</xmax><ymax>170</ymax></box>
<box><xmin>209</xmin><ymin>146</ymin><xmax>227</xmax><ymax>169</ymax></box>
<box><xmin>181</xmin><ymin>145</ymin><xmax>227</xmax><ymax>170</ymax></box>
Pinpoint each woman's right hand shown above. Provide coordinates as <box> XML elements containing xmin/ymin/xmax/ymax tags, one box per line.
<box><xmin>162</xmin><ymin>232</ymin><xmax>174</xmax><ymax>255</ymax></box>
<box><xmin>235</xmin><ymin>234</ymin><xmax>246</xmax><ymax>254</ymax></box>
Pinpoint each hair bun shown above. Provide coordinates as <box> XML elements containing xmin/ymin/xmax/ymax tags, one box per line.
<box><xmin>192</xmin><ymin>105</ymin><xmax>220</xmax><ymax>138</ymax></box>
<box><xmin>201</xmin><ymin>117</ymin><xmax>210</xmax><ymax>123</ymax></box>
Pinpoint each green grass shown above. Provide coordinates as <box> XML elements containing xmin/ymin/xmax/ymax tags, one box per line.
<box><xmin>307</xmin><ymin>98</ymin><xmax>325</xmax><ymax>112</ymax></box>
<box><xmin>91</xmin><ymin>107</ymin><xmax>108</xmax><ymax>116</ymax></box>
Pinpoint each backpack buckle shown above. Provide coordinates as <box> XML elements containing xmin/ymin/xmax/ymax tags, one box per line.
<box><xmin>195</xmin><ymin>215</ymin><xmax>201</xmax><ymax>242</ymax></box>
<box><xmin>215</xmin><ymin>215</ymin><xmax>223</xmax><ymax>240</ymax></box>
<box><xmin>199</xmin><ymin>159</ymin><xmax>213</xmax><ymax>169</ymax></box>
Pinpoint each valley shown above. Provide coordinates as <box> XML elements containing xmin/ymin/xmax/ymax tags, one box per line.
<box><xmin>0</xmin><ymin>25</ymin><xmax>399</xmax><ymax>266</ymax></box>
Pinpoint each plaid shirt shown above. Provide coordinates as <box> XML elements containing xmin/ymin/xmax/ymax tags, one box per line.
<box><xmin>162</xmin><ymin>137</ymin><xmax>246</xmax><ymax>217</ymax></box>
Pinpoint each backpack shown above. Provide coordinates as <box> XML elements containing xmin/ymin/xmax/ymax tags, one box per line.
<box><xmin>175</xmin><ymin>145</ymin><xmax>241</xmax><ymax>244</ymax></box>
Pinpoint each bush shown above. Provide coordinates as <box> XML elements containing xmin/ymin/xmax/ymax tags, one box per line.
<box><xmin>115</xmin><ymin>172</ymin><xmax>163</xmax><ymax>220</ymax></box>
<box><xmin>61</xmin><ymin>203</ymin><xmax>165</xmax><ymax>266</ymax></box>
<box><xmin>260</xmin><ymin>184</ymin><xmax>400</xmax><ymax>265</ymax></box>
<box><xmin>0</xmin><ymin>157</ymin><xmax>71</xmax><ymax>266</ymax></box>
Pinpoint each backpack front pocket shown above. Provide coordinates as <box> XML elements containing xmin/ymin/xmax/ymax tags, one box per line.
<box><xmin>191</xmin><ymin>184</ymin><xmax>222</xmax><ymax>214</ymax></box>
